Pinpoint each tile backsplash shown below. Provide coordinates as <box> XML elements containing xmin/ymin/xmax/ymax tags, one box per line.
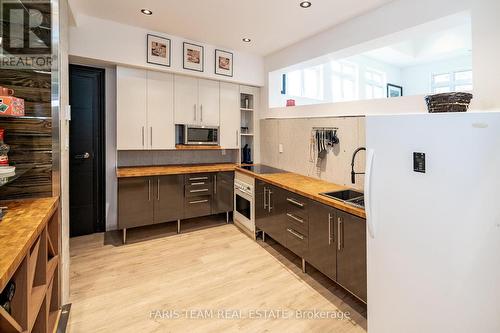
<box><xmin>118</xmin><ymin>149</ymin><xmax>239</xmax><ymax>167</ymax></box>
<box><xmin>260</xmin><ymin>116</ymin><xmax>366</xmax><ymax>191</ymax></box>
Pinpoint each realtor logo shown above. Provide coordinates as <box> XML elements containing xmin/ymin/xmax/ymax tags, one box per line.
<box><xmin>0</xmin><ymin>0</ymin><xmax>52</xmax><ymax>70</ymax></box>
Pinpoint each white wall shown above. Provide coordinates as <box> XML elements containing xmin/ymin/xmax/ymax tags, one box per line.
<box><xmin>69</xmin><ymin>14</ymin><xmax>265</xmax><ymax>87</ymax></box>
<box><xmin>401</xmin><ymin>55</ymin><xmax>472</xmax><ymax>96</ymax></box>
<box><xmin>262</xmin><ymin>0</ymin><xmax>500</xmax><ymax>119</ymax></box>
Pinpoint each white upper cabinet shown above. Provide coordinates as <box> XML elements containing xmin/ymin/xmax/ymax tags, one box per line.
<box><xmin>147</xmin><ymin>71</ymin><xmax>175</xmax><ymax>150</ymax></box>
<box><xmin>174</xmin><ymin>75</ymin><xmax>220</xmax><ymax>127</ymax></box>
<box><xmin>219</xmin><ymin>82</ymin><xmax>240</xmax><ymax>149</ymax></box>
<box><xmin>198</xmin><ymin>79</ymin><xmax>220</xmax><ymax>127</ymax></box>
<box><xmin>117</xmin><ymin>67</ymin><xmax>147</xmax><ymax>150</ymax></box>
<box><xmin>174</xmin><ymin>75</ymin><xmax>198</xmax><ymax>125</ymax></box>
<box><xmin>117</xmin><ymin>67</ymin><xmax>175</xmax><ymax>150</ymax></box>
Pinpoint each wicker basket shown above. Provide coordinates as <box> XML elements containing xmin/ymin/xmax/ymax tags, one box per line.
<box><xmin>425</xmin><ymin>92</ymin><xmax>473</xmax><ymax>113</ymax></box>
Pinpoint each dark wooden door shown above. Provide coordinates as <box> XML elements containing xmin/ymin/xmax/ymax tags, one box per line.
<box><xmin>267</xmin><ymin>185</ymin><xmax>287</xmax><ymax>245</ymax></box>
<box><xmin>118</xmin><ymin>177</ymin><xmax>154</xmax><ymax>229</ymax></box>
<box><xmin>154</xmin><ymin>175</ymin><xmax>184</xmax><ymax>223</ymax></box>
<box><xmin>308</xmin><ymin>202</ymin><xmax>337</xmax><ymax>280</ymax></box>
<box><xmin>69</xmin><ymin>65</ymin><xmax>105</xmax><ymax>237</ymax></box>
<box><xmin>336</xmin><ymin>210</ymin><xmax>367</xmax><ymax>302</ymax></box>
<box><xmin>212</xmin><ymin>172</ymin><xmax>234</xmax><ymax>214</ymax></box>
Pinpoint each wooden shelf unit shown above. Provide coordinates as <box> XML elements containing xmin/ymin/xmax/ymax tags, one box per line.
<box><xmin>0</xmin><ymin>205</ymin><xmax>60</xmax><ymax>333</ymax></box>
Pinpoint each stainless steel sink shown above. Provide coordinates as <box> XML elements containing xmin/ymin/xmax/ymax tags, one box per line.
<box><xmin>320</xmin><ymin>189</ymin><xmax>365</xmax><ymax>209</ymax></box>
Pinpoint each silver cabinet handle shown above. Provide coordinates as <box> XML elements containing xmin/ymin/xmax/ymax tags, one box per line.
<box><xmin>287</xmin><ymin>213</ymin><xmax>304</xmax><ymax>224</ymax></box>
<box><xmin>148</xmin><ymin>179</ymin><xmax>151</xmax><ymax>201</ymax></box>
<box><xmin>189</xmin><ymin>199</ymin><xmax>209</xmax><ymax>204</ymax></box>
<box><xmin>268</xmin><ymin>190</ymin><xmax>273</xmax><ymax>212</ymax></box>
<box><xmin>236</xmin><ymin>130</ymin><xmax>239</xmax><ymax>146</ymax></box>
<box><xmin>287</xmin><ymin>198</ymin><xmax>304</xmax><ymax>208</ymax></box>
<box><xmin>142</xmin><ymin>127</ymin><xmax>145</xmax><ymax>147</ymax></box>
<box><xmin>190</xmin><ymin>182</ymin><xmax>205</xmax><ymax>186</ymax></box>
<box><xmin>338</xmin><ymin>217</ymin><xmax>343</xmax><ymax>251</ymax></box>
<box><xmin>157</xmin><ymin>178</ymin><xmax>160</xmax><ymax>201</ymax></box>
<box><xmin>287</xmin><ymin>228</ymin><xmax>304</xmax><ymax>240</ymax></box>
<box><xmin>194</xmin><ymin>104</ymin><xmax>197</xmax><ymax>122</ymax></box>
<box><xmin>150</xmin><ymin>127</ymin><xmax>153</xmax><ymax>147</ymax></box>
<box><xmin>214</xmin><ymin>174</ymin><xmax>217</xmax><ymax>194</ymax></box>
<box><xmin>328</xmin><ymin>213</ymin><xmax>333</xmax><ymax>245</ymax></box>
<box><xmin>263</xmin><ymin>187</ymin><xmax>268</xmax><ymax>210</ymax></box>
<box><xmin>200</xmin><ymin>104</ymin><xmax>203</xmax><ymax>123</ymax></box>
<box><xmin>190</xmin><ymin>177</ymin><xmax>208</xmax><ymax>181</ymax></box>
<box><xmin>190</xmin><ymin>189</ymin><xmax>209</xmax><ymax>193</ymax></box>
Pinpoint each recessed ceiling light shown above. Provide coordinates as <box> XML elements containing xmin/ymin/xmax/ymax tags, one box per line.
<box><xmin>242</xmin><ymin>38</ymin><xmax>251</xmax><ymax>43</ymax></box>
<box><xmin>299</xmin><ymin>1</ymin><xmax>312</xmax><ymax>8</ymax></box>
<box><xmin>141</xmin><ymin>9</ymin><xmax>153</xmax><ymax>15</ymax></box>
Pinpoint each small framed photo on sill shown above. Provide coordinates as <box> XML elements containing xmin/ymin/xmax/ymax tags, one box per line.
<box><xmin>387</xmin><ymin>83</ymin><xmax>403</xmax><ymax>98</ymax></box>
<box><xmin>147</xmin><ymin>34</ymin><xmax>171</xmax><ymax>67</ymax></box>
<box><xmin>183</xmin><ymin>42</ymin><xmax>204</xmax><ymax>72</ymax></box>
<box><xmin>215</xmin><ymin>49</ymin><xmax>233</xmax><ymax>77</ymax></box>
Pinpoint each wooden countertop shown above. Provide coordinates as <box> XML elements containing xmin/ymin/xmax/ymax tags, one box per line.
<box><xmin>236</xmin><ymin>168</ymin><xmax>366</xmax><ymax>219</ymax></box>
<box><xmin>117</xmin><ymin>163</ymin><xmax>238</xmax><ymax>178</ymax></box>
<box><xmin>0</xmin><ymin>197</ymin><xmax>59</xmax><ymax>291</ymax></box>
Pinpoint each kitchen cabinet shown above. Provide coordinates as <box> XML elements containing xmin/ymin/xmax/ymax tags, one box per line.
<box><xmin>308</xmin><ymin>202</ymin><xmax>337</xmax><ymax>280</ymax></box>
<box><xmin>174</xmin><ymin>75</ymin><xmax>220</xmax><ymax>126</ymax></box>
<box><xmin>118</xmin><ymin>175</ymin><xmax>183</xmax><ymax>230</ymax></box>
<box><xmin>118</xmin><ymin>177</ymin><xmax>154</xmax><ymax>229</ymax></box>
<box><xmin>336</xmin><ymin>210</ymin><xmax>367</xmax><ymax>302</ymax></box>
<box><xmin>220</xmin><ymin>82</ymin><xmax>240</xmax><ymax>149</ymax></box>
<box><xmin>154</xmin><ymin>175</ymin><xmax>184</xmax><ymax>224</ymax></box>
<box><xmin>255</xmin><ymin>181</ymin><xmax>287</xmax><ymax>245</ymax></box>
<box><xmin>184</xmin><ymin>173</ymin><xmax>213</xmax><ymax>219</ymax></box>
<box><xmin>117</xmin><ymin>67</ymin><xmax>147</xmax><ymax>150</ymax></box>
<box><xmin>283</xmin><ymin>191</ymin><xmax>310</xmax><ymax>258</ymax></box>
<box><xmin>212</xmin><ymin>172</ymin><xmax>234</xmax><ymax>214</ymax></box>
<box><xmin>117</xmin><ymin>67</ymin><xmax>175</xmax><ymax>150</ymax></box>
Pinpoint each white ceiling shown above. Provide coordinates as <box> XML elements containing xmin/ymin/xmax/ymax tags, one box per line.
<box><xmin>68</xmin><ymin>0</ymin><xmax>393</xmax><ymax>56</ymax></box>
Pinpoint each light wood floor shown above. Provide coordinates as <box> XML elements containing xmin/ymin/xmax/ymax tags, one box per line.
<box><xmin>68</xmin><ymin>216</ymin><xmax>367</xmax><ymax>333</ymax></box>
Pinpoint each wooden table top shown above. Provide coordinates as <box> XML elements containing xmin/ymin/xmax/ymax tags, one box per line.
<box><xmin>236</xmin><ymin>168</ymin><xmax>366</xmax><ymax>219</ymax></box>
<box><xmin>0</xmin><ymin>197</ymin><xmax>58</xmax><ymax>291</ymax></box>
<box><xmin>116</xmin><ymin>163</ymin><xmax>238</xmax><ymax>178</ymax></box>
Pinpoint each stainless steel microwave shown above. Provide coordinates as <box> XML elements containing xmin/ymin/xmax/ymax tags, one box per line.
<box><xmin>184</xmin><ymin>125</ymin><xmax>219</xmax><ymax>145</ymax></box>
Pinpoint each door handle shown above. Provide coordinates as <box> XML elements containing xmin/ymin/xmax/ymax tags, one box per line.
<box><xmin>190</xmin><ymin>177</ymin><xmax>208</xmax><ymax>181</ymax></box>
<box><xmin>200</xmin><ymin>104</ymin><xmax>203</xmax><ymax>123</ymax></box>
<box><xmin>74</xmin><ymin>152</ymin><xmax>90</xmax><ymax>159</ymax></box>
<box><xmin>286</xmin><ymin>213</ymin><xmax>304</xmax><ymax>224</ymax></box>
<box><xmin>337</xmin><ymin>217</ymin><xmax>343</xmax><ymax>251</ymax></box>
<box><xmin>148</xmin><ymin>179</ymin><xmax>151</xmax><ymax>201</ymax></box>
<box><xmin>328</xmin><ymin>213</ymin><xmax>333</xmax><ymax>245</ymax></box>
<box><xmin>236</xmin><ymin>130</ymin><xmax>239</xmax><ymax>147</ymax></box>
<box><xmin>214</xmin><ymin>175</ymin><xmax>217</xmax><ymax>194</ymax></box>
<box><xmin>142</xmin><ymin>126</ymin><xmax>145</xmax><ymax>147</ymax></box>
<box><xmin>286</xmin><ymin>198</ymin><xmax>304</xmax><ymax>208</ymax></box>
<box><xmin>194</xmin><ymin>104</ymin><xmax>197</xmax><ymax>122</ymax></box>
<box><xmin>157</xmin><ymin>178</ymin><xmax>160</xmax><ymax>201</ymax></box>
<box><xmin>268</xmin><ymin>190</ymin><xmax>273</xmax><ymax>213</ymax></box>
<box><xmin>263</xmin><ymin>187</ymin><xmax>268</xmax><ymax>210</ymax></box>
<box><xmin>189</xmin><ymin>199</ymin><xmax>209</xmax><ymax>204</ymax></box>
<box><xmin>190</xmin><ymin>189</ymin><xmax>208</xmax><ymax>193</ymax></box>
<box><xmin>150</xmin><ymin>127</ymin><xmax>153</xmax><ymax>147</ymax></box>
<box><xmin>287</xmin><ymin>228</ymin><xmax>304</xmax><ymax>240</ymax></box>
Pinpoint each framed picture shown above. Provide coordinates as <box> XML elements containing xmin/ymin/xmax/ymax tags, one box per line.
<box><xmin>183</xmin><ymin>42</ymin><xmax>204</xmax><ymax>72</ymax></box>
<box><xmin>215</xmin><ymin>49</ymin><xmax>233</xmax><ymax>77</ymax></box>
<box><xmin>147</xmin><ymin>34</ymin><xmax>171</xmax><ymax>67</ymax></box>
<box><xmin>387</xmin><ymin>83</ymin><xmax>403</xmax><ymax>98</ymax></box>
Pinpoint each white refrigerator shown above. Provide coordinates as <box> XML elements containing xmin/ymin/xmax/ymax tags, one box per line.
<box><xmin>365</xmin><ymin>112</ymin><xmax>500</xmax><ymax>333</ymax></box>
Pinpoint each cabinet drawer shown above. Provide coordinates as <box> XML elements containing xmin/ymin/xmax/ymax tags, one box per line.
<box><xmin>184</xmin><ymin>195</ymin><xmax>212</xmax><ymax>219</ymax></box>
<box><xmin>185</xmin><ymin>184</ymin><xmax>213</xmax><ymax>197</ymax></box>
<box><xmin>286</xmin><ymin>227</ymin><xmax>308</xmax><ymax>258</ymax></box>
<box><xmin>285</xmin><ymin>192</ymin><xmax>310</xmax><ymax>219</ymax></box>
<box><xmin>185</xmin><ymin>173</ymin><xmax>212</xmax><ymax>185</ymax></box>
<box><xmin>285</xmin><ymin>212</ymin><xmax>308</xmax><ymax>234</ymax></box>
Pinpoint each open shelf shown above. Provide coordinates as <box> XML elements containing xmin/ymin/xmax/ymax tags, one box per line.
<box><xmin>0</xmin><ymin>164</ymin><xmax>34</xmax><ymax>188</ymax></box>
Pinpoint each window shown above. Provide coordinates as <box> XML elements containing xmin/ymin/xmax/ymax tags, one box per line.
<box><xmin>432</xmin><ymin>70</ymin><xmax>472</xmax><ymax>93</ymax></box>
<box><xmin>285</xmin><ymin>65</ymin><xmax>324</xmax><ymax>100</ymax></box>
<box><xmin>365</xmin><ymin>69</ymin><xmax>386</xmax><ymax>99</ymax></box>
<box><xmin>331</xmin><ymin>61</ymin><xmax>358</xmax><ymax>102</ymax></box>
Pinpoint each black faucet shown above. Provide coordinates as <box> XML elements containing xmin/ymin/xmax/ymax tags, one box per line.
<box><xmin>351</xmin><ymin>147</ymin><xmax>366</xmax><ymax>184</ymax></box>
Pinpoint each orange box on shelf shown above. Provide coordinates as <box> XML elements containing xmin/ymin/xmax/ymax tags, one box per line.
<box><xmin>0</xmin><ymin>96</ymin><xmax>25</xmax><ymax>117</ymax></box>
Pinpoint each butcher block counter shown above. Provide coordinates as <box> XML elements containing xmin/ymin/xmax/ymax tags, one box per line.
<box><xmin>117</xmin><ymin>163</ymin><xmax>237</xmax><ymax>178</ymax></box>
<box><xmin>236</xmin><ymin>168</ymin><xmax>366</xmax><ymax>219</ymax></box>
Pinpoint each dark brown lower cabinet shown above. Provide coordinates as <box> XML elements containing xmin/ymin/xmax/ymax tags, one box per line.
<box><xmin>212</xmin><ymin>172</ymin><xmax>234</xmax><ymax>214</ymax></box>
<box><xmin>154</xmin><ymin>175</ymin><xmax>184</xmax><ymax>223</ymax></box>
<box><xmin>255</xmin><ymin>184</ymin><xmax>287</xmax><ymax>245</ymax></box>
<box><xmin>336</xmin><ymin>210</ymin><xmax>367</xmax><ymax>302</ymax></box>
<box><xmin>308</xmin><ymin>202</ymin><xmax>337</xmax><ymax>280</ymax></box>
<box><xmin>184</xmin><ymin>195</ymin><xmax>212</xmax><ymax>218</ymax></box>
<box><xmin>118</xmin><ymin>177</ymin><xmax>155</xmax><ymax>229</ymax></box>
<box><xmin>118</xmin><ymin>175</ymin><xmax>183</xmax><ymax>229</ymax></box>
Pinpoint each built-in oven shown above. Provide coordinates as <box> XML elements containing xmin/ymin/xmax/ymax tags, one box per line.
<box><xmin>183</xmin><ymin>125</ymin><xmax>219</xmax><ymax>145</ymax></box>
<box><xmin>234</xmin><ymin>178</ymin><xmax>255</xmax><ymax>236</ymax></box>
